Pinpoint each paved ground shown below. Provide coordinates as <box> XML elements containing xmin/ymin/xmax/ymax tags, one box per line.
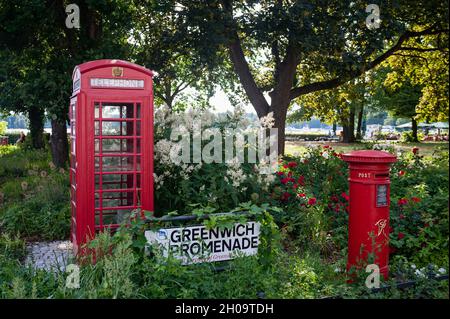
<box><xmin>25</xmin><ymin>240</ymin><xmax>74</xmax><ymax>272</ymax></box>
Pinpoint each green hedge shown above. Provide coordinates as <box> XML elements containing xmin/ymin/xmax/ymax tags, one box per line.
<box><xmin>286</xmin><ymin>133</ymin><xmax>330</xmax><ymax>141</ymax></box>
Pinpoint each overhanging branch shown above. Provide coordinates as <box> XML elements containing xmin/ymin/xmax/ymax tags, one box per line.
<box><xmin>289</xmin><ymin>27</ymin><xmax>449</xmax><ymax>100</ymax></box>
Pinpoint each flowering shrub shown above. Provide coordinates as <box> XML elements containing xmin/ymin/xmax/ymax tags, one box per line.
<box><xmin>268</xmin><ymin>145</ymin><xmax>349</xmax><ymax>253</ymax></box>
<box><xmin>389</xmin><ymin>147</ymin><xmax>449</xmax><ymax>266</ymax></box>
<box><xmin>152</xmin><ymin>106</ymin><xmax>276</xmax><ymax>214</ymax></box>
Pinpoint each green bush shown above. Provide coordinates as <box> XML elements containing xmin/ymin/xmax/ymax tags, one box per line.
<box><xmin>401</xmin><ymin>131</ymin><xmax>424</xmax><ymax>142</ymax></box>
<box><xmin>0</xmin><ymin>233</ymin><xmax>26</xmax><ymax>261</ymax></box>
<box><xmin>0</xmin><ymin>174</ymin><xmax>70</xmax><ymax>240</ymax></box>
<box><xmin>0</xmin><ymin>149</ymin><xmax>70</xmax><ymax>241</ymax></box>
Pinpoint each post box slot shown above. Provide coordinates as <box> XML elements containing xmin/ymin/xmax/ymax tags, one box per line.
<box><xmin>375</xmin><ymin>173</ymin><xmax>389</xmax><ymax>178</ymax></box>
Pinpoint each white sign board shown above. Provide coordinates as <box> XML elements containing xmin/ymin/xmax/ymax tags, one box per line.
<box><xmin>90</xmin><ymin>78</ymin><xmax>144</xmax><ymax>89</ymax></box>
<box><xmin>145</xmin><ymin>221</ymin><xmax>260</xmax><ymax>265</ymax></box>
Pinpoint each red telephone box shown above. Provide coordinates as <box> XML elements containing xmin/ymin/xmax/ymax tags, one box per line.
<box><xmin>69</xmin><ymin>59</ymin><xmax>154</xmax><ymax>254</ymax></box>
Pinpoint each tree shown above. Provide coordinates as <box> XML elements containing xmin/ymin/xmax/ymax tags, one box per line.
<box><xmin>288</xmin><ymin>77</ymin><xmax>368</xmax><ymax>142</ymax></box>
<box><xmin>158</xmin><ymin>0</ymin><xmax>448</xmax><ymax>153</ymax></box>
<box><xmin>367</xmin><ymin>31</ymin><xmax>449</xmax><ymax>142</ymax></box>
<box><xmin>1</xmin><ymin>0</ymin><xmax>137</xmax><ymax>166</ymax></box>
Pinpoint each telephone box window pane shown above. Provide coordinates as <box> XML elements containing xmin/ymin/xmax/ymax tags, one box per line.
<box><xmin>136</xmin><ymin>104</ymin><xmax>141</xmax><ymax>119</ymax></box>
<box><xmin>136</xmin><ymin>190</ymin><xmax>141</xmax><ymax>206</ymax></box>
<box><xmin>95</xmin><ymin>103</ymin><xmax>100</xmax><ymax>118</ymax></box>
<box><xmin>70</xmin><ymin>169</ymin><xmax>76</xmax><ymax>185</ymax></box>
<box><xmin>101</xmin><ymin>103</ymin><xmax>133</xmax><ymax>119</ymax></box>
<box><xmin>100</xmin><ymin>156</ymin><xmax>134</xmax><ymax>172</ymax></box>
<box><xmin>95</xmin><ymin>157</ymin><xmax>100</xmax><ymax>171</ymax></box>
<box><xmin>136</xmin><ymin>156</ymin><xmax>141</xmax><ymax>171</ymax></box>
<box><xmin>136</xmin><ymin>174</ymin><xmax>141</xmax><ymax>188</ymax></box>
<box><xmin>136</xmin><ymin>139</ymin><xmax>141</xmax><ymax>153</ymax></box>
<box><xmin>101</xmin><ymin>209</ymin><xmax>133</xmax><ymax>226</ymax></box>
<box><xmin>95</xmin><ymin>121</ymin><xmax>100</xmax><ymax>135</ymax></box>
<box><xmin>71</xmin><ymin>139</ymin><xmax>76</xmax><ymax>155</ymax></box>
<box><xmin>136</xmin><ymin>121</ymin><xmax>141</xmax><ymax>136</ymax></box>
<box><xmin>95</xmin><ymin>193</ymin><xmax>100</xmax><ymax>208</ymax></box>
<box><xmin>96</xmin><ymin>173</ymin><xmax>134</xmax><ymax>190</ymax></box>
<box><xmin>99</xmin><ymin>138</ymin><xmax>134</xmax><ymax>153</ymax></box>
<box><xmin>101</xmin><ymin>191</ymin><xmax>134</xmax><ymax>208</ymax></box>
<box><xmin>102</xmin><ymin>121</ymin><xmax>134</xmax><ymax>136</ymax></box>
<box><xmin>95</xmin><ymin>139</ymin><xmax>100</xmax><ymax>153</ymax></box>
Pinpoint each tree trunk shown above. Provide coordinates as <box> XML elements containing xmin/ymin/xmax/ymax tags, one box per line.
<box><xmin>28</xmin><ymin>107</ymin><xmax>45</xmax><ymax>149</ymax></box>
<box><xmin>50</xmin><ymin>119</ymin><xmax>69</xmax><ymax>167</ymax></box>
<box><xmin>332</xmin><ymin>122</ymin><xmax>337</xmax><ymax>136</ymax></box>
<box><xmin>411</xmin><ymin>118</ymin><xmax>419</xmax><ymax>142</ymax></box>
<box><xmin>342</xmin><ymin>109</ymin><xmax>356</xmax><ymax>143</ymax></box>
<box><xmin>356</xmin><ymin>105</ymin><xmax>364</xmax><ymax>140</ymax></box>
<box><xmin>272</xmin><ymin>105</ymin><xmax>287</xmax><ymax>155</ymax></box>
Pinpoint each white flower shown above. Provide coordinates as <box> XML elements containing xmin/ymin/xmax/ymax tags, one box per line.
<box><xmin>322</xmin><ymin>151</ymin><xmax>329</xmax><ymax>159</ymax></box>
<box><xmin>438</xmin><ymin>268</ymin><xmax>447</xmax><ymax>274</ymax></box>
<box><xmin>259</xmin><ymin>112</ymin><xmax>275</xmax><ymax>129</ymax></box>
<box><xmin>411</xmin><ymin>264</ymin><xmax>417</xmax><ymax>269</ymax></box>
<box><xmin>415</xmin><ymin>269</ymin><xmax>426</xmax><ymax>278</ymax></box>
<box><xmin>334</xmin><ymin>267</ymin><xmax>341</xmax><ymax>273</ymax></box>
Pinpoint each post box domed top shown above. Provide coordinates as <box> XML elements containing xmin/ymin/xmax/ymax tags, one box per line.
<box><xmin>342</xmin><ymin>150</ymin><xmax>397</xmax><ymax>164</ymax></box>
<box><xmin>76</xmin><ymin>59</ymin><xmax>153</xmax><ymax>76</ymax></box>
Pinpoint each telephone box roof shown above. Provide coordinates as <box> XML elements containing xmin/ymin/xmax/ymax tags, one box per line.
<box><xmin>75</xmin><ymin>59</ymin><xmax>154</xmax><ymax>77</ymax></box>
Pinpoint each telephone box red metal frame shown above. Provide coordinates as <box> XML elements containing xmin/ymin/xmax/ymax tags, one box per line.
<box><xmin>69</xmin><ymin>59</ymin><xmax>154</xmax><ymax>255</ymax></box>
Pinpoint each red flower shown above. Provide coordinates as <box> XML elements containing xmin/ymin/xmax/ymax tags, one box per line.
<box><xmin>411</xmin><ymin>197</ymin><xmax>421</xmax><ymax>203</ymax></box>
<box><xmin>281</xmin><ymin>192</ymin><xmax>291</xmax><ymax>201</ymax></box>
<box><xmin>308</xmin><ymin>197</ymin><xmax>317</xmax><ymax>205</ymax></box>
<box><xmin>288</xmin><ymin>161</ymin><xmax>297</xmax><ymax>168</ymax></box>
<box><xmin>424</xmin><ymin>223</ymin><xmax>430</xmax><ymax>228</ymax></box>
<box><xmin>281</xmin><ymin>177</ymin><xmax>295</xmax><ymax>184</ymax></box>
<box><xmin>292</xmin><ymin>183</ymin><xmax>298</xmax><ymax>190</ymax></box>
<box><xmin>399</xmin><ymin>214</ymin><xmax>405</xmax><ymax>220</ymax></box>
<box><xmin>303</xmin><ymin>159</ymin><xmax>309</xmax><ymax>164</ymax></box>
<box><xmin>331</xmin><ymin>195</ymin><xmax>339</xmax><ymax>202</ymax></box>
<box><xmin>397</xmin><ymin>198</ymin><xmax>408</xmax><ymax>206</ymax></box>
<box><xmin>397</xmin><ymin>232</ymin><xmax>405</xmax><ymax>240</ymax></box>
<box><xmin>297</xmin><ymin>193</ymin><xmax>306</xmax><ymax>198</ymax></box>
<box><xmin>341</xmin><ymin>192</ymin><xmax>349</xmax><ymax>201</ymax></box>
<box><xmin>398</xmin><ymin>170</ymin><xmax>406</xmax><ymax>176</ymax></box>
<box><xmin>297</xmin><ymin>176</ymin><xmax>305</xmax><ymax>186</ymax></box>
<box><xmin>276</xmin><ymin>171</ymin><xmax>284</xmax><ymax>176</ymax></box>
<box><xmin>323</xmin><ymin>145</ymin><xmax>330</xmax><ymax>149</ymax></box>
<box><xmin>283</xmin><ymin>164</ymin><xmax>289</xmax><ymax>169</ymax></box>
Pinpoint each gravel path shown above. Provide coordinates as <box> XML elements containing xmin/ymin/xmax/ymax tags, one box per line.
<box><xmin>25</xmin><ymin>240</ymin><xmax>74</xmax><ymax>272</ymax></box>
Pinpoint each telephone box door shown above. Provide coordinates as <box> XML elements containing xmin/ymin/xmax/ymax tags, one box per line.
<box><xmin>87</xmin><ymin>96</ymin><xmax>153</xmax><ymax>233</ymax></box>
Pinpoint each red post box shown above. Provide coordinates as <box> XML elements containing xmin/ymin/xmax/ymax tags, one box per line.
<box><xmin>69</xmin><ymin>59</ymin><xmax>154</xmax><ymax>255</ymax></box>
<box><xmin>342</xmin><ymin>150</ymin><xmax>396</xmax><ymax>279</ymax></box>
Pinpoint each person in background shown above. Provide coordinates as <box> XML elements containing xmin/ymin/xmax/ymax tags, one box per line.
<box><xmin>16</xmin><ymin>131</ymin><xmax>26</xmax><ymax>144</ymax></box>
